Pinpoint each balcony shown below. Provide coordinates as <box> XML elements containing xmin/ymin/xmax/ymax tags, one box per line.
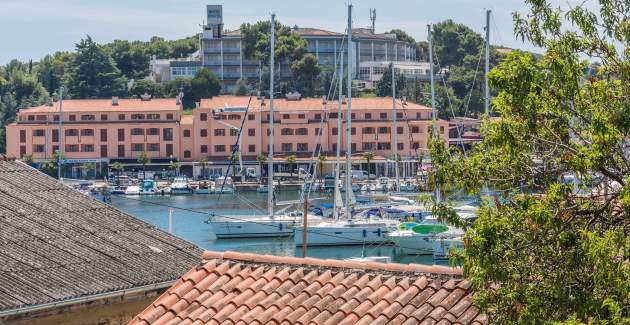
<box><xmin>223</xmin><ymin>60</ymin><xmax>241</xmax><ymax>65</ymax></box>
<box><xmin>223</xmin><ymin>47</ymin><xmax>241</xmax><ymax>53</ymax></box>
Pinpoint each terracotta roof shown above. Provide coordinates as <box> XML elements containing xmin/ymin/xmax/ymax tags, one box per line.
<box><xmin>199</xmin><ymin>96</ymin><xmax>433</xmax><ymax>112</ymax></box>
<box><xmin>130</xmin><ymin>250</ymin><xmax>486</xmax><ymax>325</ymax></box>
<box><xmin>20</xmin><ymin>98</ymin><xmax>182</xmax><ymax>113</ymax></box>
<box><xmin>0</xmin><ymin>159</ymin><xmax>202</xmax><ymax>313</ymax></box>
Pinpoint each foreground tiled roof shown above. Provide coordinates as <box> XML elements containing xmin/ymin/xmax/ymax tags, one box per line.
<box><xmin>20</xmin><ymin>98</ymin><xmax>182</xmax><ymax>113</ymax></box>
<box><xmin>131</xmin><ymin>251</ymin><xmax>486</xmax><ymax>325</ymax></box>
<box><xmin>0</xmin><ymin>159</ymin><xmax>202</xmax><ymax>313</ymax></box>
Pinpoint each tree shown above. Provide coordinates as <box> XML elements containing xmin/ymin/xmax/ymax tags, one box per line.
<box><xmin>431</xmin><ymin>20</ymin><xmax>484</xmax><ymax>68</ymax></box>
<box><xmin>103</xmin><ymin>40</ymin><xmax>149</xmax><ymax>80</ymax></box>
<box><xmin>232</xmin><ymin>79</ymin><xmax>250</xmax><ymax>96</ymax></box>
<box><xmin>316</xmin><ymin>155</ymin><xmax>327</xmax><ymax>181</ymax></box>
<box><xmin>256</xmin><ymin>153</ymin><xmax>267</xmax><ymax>177</ymax></box>
<box><xmin>362</xmin><ymin>151</ymin><xmax>374</xmax><ymax>175</ymax></box>
<box><xmin>21</xmin><ymin>154</ymin><xmax>34</xmax><ymax>165</ymax></box>
<box><xmin>430</xmin><ymin>1</ymin><xmax>630</xmax><ymax>323</ymax></box>
<box><xmin>190</xmin><ymin>68</ymin><xmax>221</xmax><ymax>101</ymax></box>
<box><xmin>376</xmin><ymin>63</ymin><xmax>406</xmax><ymax>97</ymax></box>
<box><xmin>286</xmin><ymin>154</ymin><xmax>297</xmax><ymax>177</ymax></box>
<box><xmin>291</xmin><ymin>54</ymin><xmax>321</xmax><ymax>97</ymax></box>
<box><xmin>67</xmin><ymin>36</ymin><xmax>127</xmax><ymax>98</ymax></box>
<box><xmin>40</xmin><ymin>160</ymin><xmax>58</xmax><ymax>177</ymax></box>
<box><xmin>137</xmin><ymin>151</ymin><xmax>150</xmax><ymax>180</ymax></box>
<box><xmin>169</xmin><ymin>160</ymin><xmax>181</xmax><ymax>176</ymax></box>
<box><xmin>163</xmin><ymin>77</ymin><xmax>194</xmax><ymax>108</ymax></box>
<box><xmin>198</xmin><ymin>157</ymin><xmax>209</xmax><ymax>180</ymax></box>
<box><xmin>130</xmin><ymin>79</ymin><xmax>164</xmax><ymax>98</ymax></box>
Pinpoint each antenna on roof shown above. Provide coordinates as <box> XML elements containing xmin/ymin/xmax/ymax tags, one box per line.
<box><xmin>369</xmin><ymin>9</ymin><xmax>376</xmax><ymax>34</ymax></box>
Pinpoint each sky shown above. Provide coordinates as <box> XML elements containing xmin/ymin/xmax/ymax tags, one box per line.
<box><xmin>0</xmin><ymin>0</ymin><xmax>590</xmax><ymax>64</ymax></box>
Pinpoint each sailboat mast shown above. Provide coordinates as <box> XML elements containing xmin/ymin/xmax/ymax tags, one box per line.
<box><xmin>392</xmin><ymin>62</ymin><xmax>400</xmax><ymax>192</ymax></box>
<box><xmin>334</xmin><ymin>50</ymin><xmax>344</xmax><ymax>220</ymax></box>
<box><xmin>268</xmin><ymin>14</ymin><xmax>276</xmax><ymax>218</ymax></box>
<box><xmin>484</xmin><ymin>10</ymin><xmax>491</xmax><ymax>115</ymax></box>
<box><xmin>428</xmin><ymin>23</ymin><xmax>440</xmax><ymax>203</ymax></box>
<box><xmin>345</xmin><ymin>4</ymin><xmax>353</xmax><ymax>218</ymax></box>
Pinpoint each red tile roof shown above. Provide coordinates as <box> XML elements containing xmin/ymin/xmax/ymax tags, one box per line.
<box><xmin>130</xmin><ymin>251</ymin><xmax>485</xmax><ymax>325</ymax></box>
<box><xmin>200</xmin><ymin>96</ymin><xmax>433</xmax><ymax>112</ymax></box>
<box><xmin>20</xmin><ymin>98</ymin><xmax>182</xmax><ymax>113</ymax></box>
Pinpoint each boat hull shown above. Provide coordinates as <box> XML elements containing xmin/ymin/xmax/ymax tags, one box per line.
<box><xmin>294</xmin><ymin>226</ymin><xmax>391</xmax><ymax>246</ymax></box>
<box><xmin>388</xmin><ymin>234</ymin><xmax>435</xmax><ymax>255</ymax></box>
<box><xmin>210</xmin><ymin>220</ymin><xmax>295</xmax><ymax>238</ymax></box>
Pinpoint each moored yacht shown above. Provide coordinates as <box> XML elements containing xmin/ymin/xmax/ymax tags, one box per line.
<box><xmin>169</xmin><ymin>176</ymin><xmax>192</xmax><ymax>194</ymax></box>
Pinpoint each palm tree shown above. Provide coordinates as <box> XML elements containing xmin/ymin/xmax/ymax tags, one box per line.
<box><xmin>316</xmin><ymin>155</ymin><xmax>327</xmax><ymax>181</ymax></box>
<box><xmin>256</xmin><ymin>153</ymin><xmax>267</xmax><ymax>177</ymax></box>
<box><xmin>137</xmin><ymin>151</ymin><xmax>151</xmax><ymax>180</ymax></box>
<box><xmin>169</xmin><ymin>160</ymin><xmax>181</xmax><ymax>176</ymax></box>
<box><xmin>81</xmin><ymin>162</ymin><xmax>94</xmax><ymax>179</ymax></box>
<box><xmin>286</xmin><ymin>154</ymin><xmax>297</xmax><ymax>177</ymax></box>
<box><xmin>40</xmin><ymin>160</ymin><xmax>57</xmax><ymax>177</ymax></box>
<box><xmin>21</xmin><ymin>154</ymin><xmax>34</xmax><ymax>165</ymax></box>
<box><xmin>198</xmin><ymin>157</ymin><xmax>209</xmax><ymax>180</ymax></box>
<box><xmin>110</xmin><ymin>162</ymin><xmax>124</xmax><ymax>186</ymax></box>
<box><xmin>363</xmin><ymin>151</ymin><xmax>375</xmax><ymax>176</ymax></box>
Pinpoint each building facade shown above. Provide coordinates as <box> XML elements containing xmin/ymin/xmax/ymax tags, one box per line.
<box><xmin>5</xmin><ymin>96</ymin><xmax>448</xmax><ymax>178</ymax></box>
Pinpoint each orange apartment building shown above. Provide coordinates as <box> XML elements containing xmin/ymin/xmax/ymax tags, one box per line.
<box><xmin>5</xmin><ymin>95</ymin><xmax>448</xmax><ymax>178</ymax></box>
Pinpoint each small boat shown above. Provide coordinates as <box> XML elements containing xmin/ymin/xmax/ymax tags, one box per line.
<box><xmin>139</xmin><ymin>179</ymin><xmax>157</xmax><ymax>194</ymax></box>
<box><xmin>322</xmin><ymin>176</ymin><xmax>337</xmax><ymax>191</ymax></box>
<box><xmin>346</xmin><ymin>256</ymin><xmax>391</xmax><ymax>263</ymax></box>
<box><xmin>388</xmin><ymin>222</ymin><xmax>464</xmax><ymax>255</ymax></box>
<box><xmin>169</xmin><ymin>176</ymin><xmax>192</xmax><ymax>194</ymax></box>
<box><xmin>195</xmin><ymin>181</ymin><xmax>213</xmax><ymax>194</ymax></box>
<box><xmin>360</xmin><ymin>182</ymin><xmax>377</xmax><ymax>192</ymax></box>
<box><xmin>375</xmin><ymin>177</ymin><xmax>391</xmax><ymax>192</ymax></box>
<box><xmin>399</xmin><ymin>180</ymin><xmax>418</xmax><ymax>192</ymax></box>
<box><xmin>124</xmin><ymin>184</ymin><xmax>141</xmax><ymax>195</ymax></box>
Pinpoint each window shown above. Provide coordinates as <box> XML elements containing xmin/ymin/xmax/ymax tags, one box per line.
<box><xmin>248</xmin><ymin>129</ymin><xmax>255</xmax><ymax>136</ymax></box>
<box><xmin>147</xmin><ymin>128</ymin><xmax>159</xmax><ymax>136</ymax></box>
<box><xmin>230</xmin><ymin>129</ymin><xmax>239</xmax><ymax>136</ymax></box>
<box><xmin>132</xmin><ymin>143</ymin><xmax>144</xmax><ymax>152</ymax></box>
<box><xmin>200</xmin><ymin>145</ymin><xmax>208</xmax><ymax>153</ymax></box>
<box><xmin>53</xmin><ymin>115</ymin><xmax>60</xmax><ymax>121</ymax></box>
<box><xmin>118</xmin><ymin>145</ymin><xmax>125</xmax><ymax>157</ymax></box>
<box><xmin>20</xmin><ymin>130</ymin><xmax>26</xmax><ymax>142</ymax></box>
<box><xmin>81</xmin><ymin>129</ymin><xmax>94</xmax><ymax>136</ymax></box>
<box><xmin>215</xmin><ymin>145</ymin><xmax>226</xmax><ymax>152</ymax></box>
<box><xmin>33</xmin><ymin>129</ymin><xmax>45</xmax><ymax>137</ymax></box>
<box><xmin>397</xmin><ymin>126</ymin><xmax>404</xmax><ymax>134</ymax></box>
<box><xmin>281</xmin><ymin>128</ymin><xmax>294</xmax><ymax>135</ymax></box>
<box><xmin>315</xmin><ymin>128</ymin><xmax>321</xmax><ymax>136</ymax></box>
<box><xmin>69</xmin><ymin>115</ymin><xmax>76</xmax><ymax>121</ymax></box>
<box><xmin>228</xmin><ymin>114</ymin><xmax>240</xmax><ymax>120</ymax></box>
<box><xmin>377</xmin><ymin>142</ymin><xmax>391</xmax><ymax>150</ymax></box>
<box><xmin>332</xmin><ymin>128</ymin><xmax>338</xmax><ymax>136</ymax></box>
<box><xmin>231</xmin><ymin>145</ymin><xmax>239</xmax><ymax>152</ymax></box>
<box><xmin>314</xmin><ymin>113</ymin><xmax>322</xmax><ymax>120</ymax></box>
<box><xmin>297</xmin><ymin>143</ymin><xmax>308</xmax><ymax>152</ymax></box>
<box><xmin>397</xmin><ymin>143</ymin><xmax>404</xmax><ymax>150</ymax></box>
<box><xmin>365</xmin><ymin>113</ymin><xmax>372</xmax><ymax>119</ymax></box>
<box><xmin>380</xmin><ymin>112</ymin><xmax>387</xmax><ymax>119</ymax></box>
<box><xmin>282</xmin><ymin>114</ymin><xmax>290</xmax><ymax>119</ymax></box>
<box><xmin>411</xmin><ymin>126</ymin><xmax>420</xmax><ymax>133</ymax></box>
<box><xmin>248</xmin><ymin>114</ymin><xmax>255</xmax><ymax>120</ymax></box>
<box><xmin>20</xmin><ymin>146</ymin><xmax>26</xmax><ymax>157</ymax></box>
<box><xmin>100</xmin><ymin>129</ymin><xmax>107</xmax><ymax>141</ymax></box>
<box><xmin>412</xmin><ymin>142</ymin><xmax>420</xmax><ymax>149</ymax></box>
<box><xmin>147</xmin><ymin>114</ymin><xmax>160</xmax><ymax>120</ymax></box>
<box><xmin>166</xmin><ymin>113</ymin><xmax>174</xmax><ymax>120</ymax></box>
<box><xmin>351</xmin><ymin>127</ymin><xmax>356</xmax><ymax>135</ymax></box>
<box><xmin>52</xmin><ymin>130</ymin><xmax>59</xmax><ymax>142</ymax></box>
<box><xmin>65</xmin><ymin>144</ymin><xmax>79</xmax><ymax>152</ymax></box>
<box><xmin>147</xmin><ymin>143</ymin><xmax>159</xmax><ymax>151</ymax></box>
<box><xmin>378</xmin><ymin>127</ymin><xmax>390</xmax><ymax>134</ymax></box>
<box><xmin>281</xmin><ymin>143</ymin><xmax>292</xmax><ymax>152</ymax></box>
<box><xmin>65</xmin><ymin>129</ymin><xmax>78</xmax><ymax>136</ymax></box>
<box><xmin>332</xmin><ymin>143</ymin><xmax>337</xmax><ymax>152</ymax></box>
<box><xmin>81</xmin><ymin>144</ymin><xmax>94</xmax><ymax>152</ymax></box>
<box><xmin>81</xmin><ymin>114</ymin><xmax>95</xmax><ymax>121</ymax></box>
<box><xmin>131</xmin><ymin>114</ymin><xmax>145</xmax><ymax>120</ymax></box>
<box><xmin>52</xmin><ymin>145</ymin><xmax>59</xmax><ymax>153</ymax></box>
<box><xmin>416</xmin><ymin>112</ymin><xmax>422</xmax><ymax>119</ymax></box>
<box><xmin>201</xmin><ymin>129</ymin><xmax>208</xmax><ymax>137</ymax></box>
<box><xmin>118</xmin><ymin>114</ymin><xmax>125</xmax><ymax>120</ymax></box>
<box><xmin>296</xmin><ymin>128</ymin><xmax>308</xmax><ymax>135</ymax></box>
<box><xmin>101</xmin><ymin>114</ymin><xmax>108</xmax><ymax>120</ymax></box>
<box><xmin>248</xmin><ymin>144</ymin><xmax>256</xmax><ymax>152</ymax></box>
<box><xmin>396</xmin><ymin>112</ymin><xmax>403</xmax><ymax>119</ymax></box>
<box><xmin>100</xmin><ymin>145</ymin><xmax>108</xmax><ymax>158</ymax></box>
<box><xmin>27</xmin><ymin>115</ymin><xmax>34</xmax><ymax>121</ymax></box>
<box><xmin>298</xmin><ymin>114</ymin><xmax>305</xmax><ymax>119</ymax></box>
<box><xmin>165</xmin><ymin>143</ymin><xmax>173</xmax><ymax>156</ymax></box>
<box><xmin>214</xmin><ymin>129</ymin><xmax>225</xmax><ymax>136</ymax></box>
<box><xmin>351</xmin><ymin>113</ymin><xmax>356</xmax><ymax>120</ymax></box>
<box><xmin>163</xmin><ymin>128</ymin><xmax>173</xmax><ymax>141</ymax></box>
<box><xmin>33</xmin><ymin>144</ymin><xmax>45</xmax><ymax>153</ymax></box>
<box><xmin>440</xmin><ymin>126</ymin><xmax>445</xmax><ymax>133</ymax></box>
<box><xmin>329</xmin><ymin>112</ymin><xmax>338</xmax><ymax>119</ymax></box>
<box><xmin>184</xmin><ymin>150</ymin><xmax>191</xmax><ymax>158</ymax></box>
<box><xmin>131</xmin><ymin>128</ymin><xmax>144</xmax><ymax>136</ymax></box>
<box><xmin>183</xmin><ymin>130</ymin><xmax>191</xmax><ymax>137</ymax></box>
<box><xmin>363</xmin><ymin>142</ymin><xmax>375</xmax><ymax>150</ymax></box>
<box><xmin>363</xmin><ymin>127</ymin><xmax>375</xmax><ymax>134</ymax></box>
<box><xmin>351</xmin><ymin>143</ymin><xmax>356</xmax><ymax>153</ymax></box>
<box><xmin>36</xmin><ymin>115</ymin><xmax>46</xmax><ymax>121</ymax></box>
<box><xmin>200</xmin><ymin>113</ymin><xmax>207</xmax><ymax>121</ymax></box>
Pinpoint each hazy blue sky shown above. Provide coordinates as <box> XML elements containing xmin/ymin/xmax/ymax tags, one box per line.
<box><xmin>0</xmin><ymin>0</ymin><xmax>588</xmax><ymax>64</ymax></box>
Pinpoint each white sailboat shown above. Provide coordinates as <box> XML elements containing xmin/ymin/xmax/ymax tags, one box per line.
<box><xmin>295</xmin><ymin>5</ymin><xmax>398</xmax><ymax>247</ymax></box>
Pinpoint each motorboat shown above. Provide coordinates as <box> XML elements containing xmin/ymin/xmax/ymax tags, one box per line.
<box><xmin>432</xmin><ymin>236</ymin><xmax>464</xmax><ymax>260</ymax></box>
<box><xmin>139</xmin><ymin>179</ymin><xmax>157</xmax><ymax>194</ymax></box>
<box><xmin>399</xmin><ymin>180</ymin><xmax>418</xmax><ymax>192</ymax></box>
<box><xmin>169</xmin><ymin>176</ymin><xmax>192</xmax><ymax>194</ymax></box>
<box><xmin>388</xmin><ymin>222</ymin><xmax>464</xmax><ymax>255</ymax></box>
<box><xmin>375</xmin><ymin>177</ymin><xmax>391</xmax><ymax>192</ymax></box>
<box><xmin>195</xmin><ymin>181</ymin><xmax>213</xmax><ymax>194</ymax></box>
<box><xmin>361</xmin><ymin>182</ymin><xmax>377</xmax><ymax>192</ymax></box>
<box><xmin>124</xmin><ymin>184</ymin><xmax>141</xmax><ymax>195</ymax></box>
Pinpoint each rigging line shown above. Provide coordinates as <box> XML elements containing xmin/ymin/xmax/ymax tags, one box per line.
<box><xmin>462</xmin><ymin>46</ymin><xmax>484</xmax><ymax>119</ymax></box>
<box><xmin>115</xmin><ymin>194</ymin><xmax>432</xmax><ymax>251</ymax></box>
<box><xmin>490</xmin><ymin>11</ymin><xmax>504</xmax><ymax>47</ymax></box>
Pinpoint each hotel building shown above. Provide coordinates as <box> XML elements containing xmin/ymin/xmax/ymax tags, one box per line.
<box><xmin>5</xmin><ymin>96</ymin><xmax>448</xmax><ymax>178</ymax></box>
